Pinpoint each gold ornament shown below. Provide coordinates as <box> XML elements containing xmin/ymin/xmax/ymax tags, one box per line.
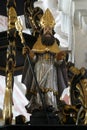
<box><xmin>40</xmin><ymin>8</ymin><xmax>55</xmax><ymax>28</ymax></box>
<box><xmin>8</xmin><ymin>7</ymin><xmax>17</xmax><ymax>18</ymax></box>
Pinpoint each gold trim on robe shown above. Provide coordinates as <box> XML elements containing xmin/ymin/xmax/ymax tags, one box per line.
<box><xmin>32</xmin><ymin>36</ymin><xmax>61</xmax><ymax>54</ymax></box>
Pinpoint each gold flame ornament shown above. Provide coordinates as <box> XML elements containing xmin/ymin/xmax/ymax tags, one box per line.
<box><xmin>40</xmin><ymin>8</ymin><xmax>55</xmax><ymax>28</ymax></box>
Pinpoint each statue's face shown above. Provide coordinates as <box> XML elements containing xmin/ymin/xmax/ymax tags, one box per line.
<box><xmin>41</xmin><ymin>27</ymin><xmax>55</xmax><ymax>46</ymax></box>
<box><xmin>43</xmin><ymin>26</ymin><xmax>52</xmax><ymax>37</ymax></box>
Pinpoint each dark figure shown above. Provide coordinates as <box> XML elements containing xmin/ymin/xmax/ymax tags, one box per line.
<box><xmin>22</xmin><ymin>9</ymin><xmax>68</xmax><ymax>117</ymax></box>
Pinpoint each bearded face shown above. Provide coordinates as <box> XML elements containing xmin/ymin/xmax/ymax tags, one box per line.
<box><xmin>41</xmin><ymin>31</ymin><xmax>55</xmax><ymax>46</ymax></box>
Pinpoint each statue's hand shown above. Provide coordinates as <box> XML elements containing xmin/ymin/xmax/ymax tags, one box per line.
<box><xmin>22</xmin><ymin>46</ymin><xmax>35</xmax><ymax>59</ymax></box>
<box><xmin>22</xmin><ymin>46</ymin><xmax>30</xmax><ymax>56</ymax></box>
<box><xmin>56</xmin><ymin>51</ymin><xmax>66</xmax><ymax>61</ymax></box>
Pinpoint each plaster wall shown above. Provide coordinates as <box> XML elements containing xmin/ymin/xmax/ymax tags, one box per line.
<box><xmin>74</xmin><ymin>26</ymin><xmax>87</xmax><ymax>69</ymax></box>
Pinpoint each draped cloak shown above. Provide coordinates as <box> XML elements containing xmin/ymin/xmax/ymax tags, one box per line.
<box><xmin>21</xmin><ymin>36</ymin><xmax>68</xmax><ymax>113</ymax></box>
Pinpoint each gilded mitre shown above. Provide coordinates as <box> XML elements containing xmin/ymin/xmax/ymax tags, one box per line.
<box><xmin>40</xmin><ymin>8</ymin><xmax>55</xmax><ymax>28</ymax></box>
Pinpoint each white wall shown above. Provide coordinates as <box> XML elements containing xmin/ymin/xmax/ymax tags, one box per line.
<box><xmin>74</xmin><ymin>26</ymin><xmax>87</xmax><ymax>69</ymax></box>
<box><xmin>72</xmin><ymin>0</ymin><xmax>87</xmax><ymax>69</ymax></box>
